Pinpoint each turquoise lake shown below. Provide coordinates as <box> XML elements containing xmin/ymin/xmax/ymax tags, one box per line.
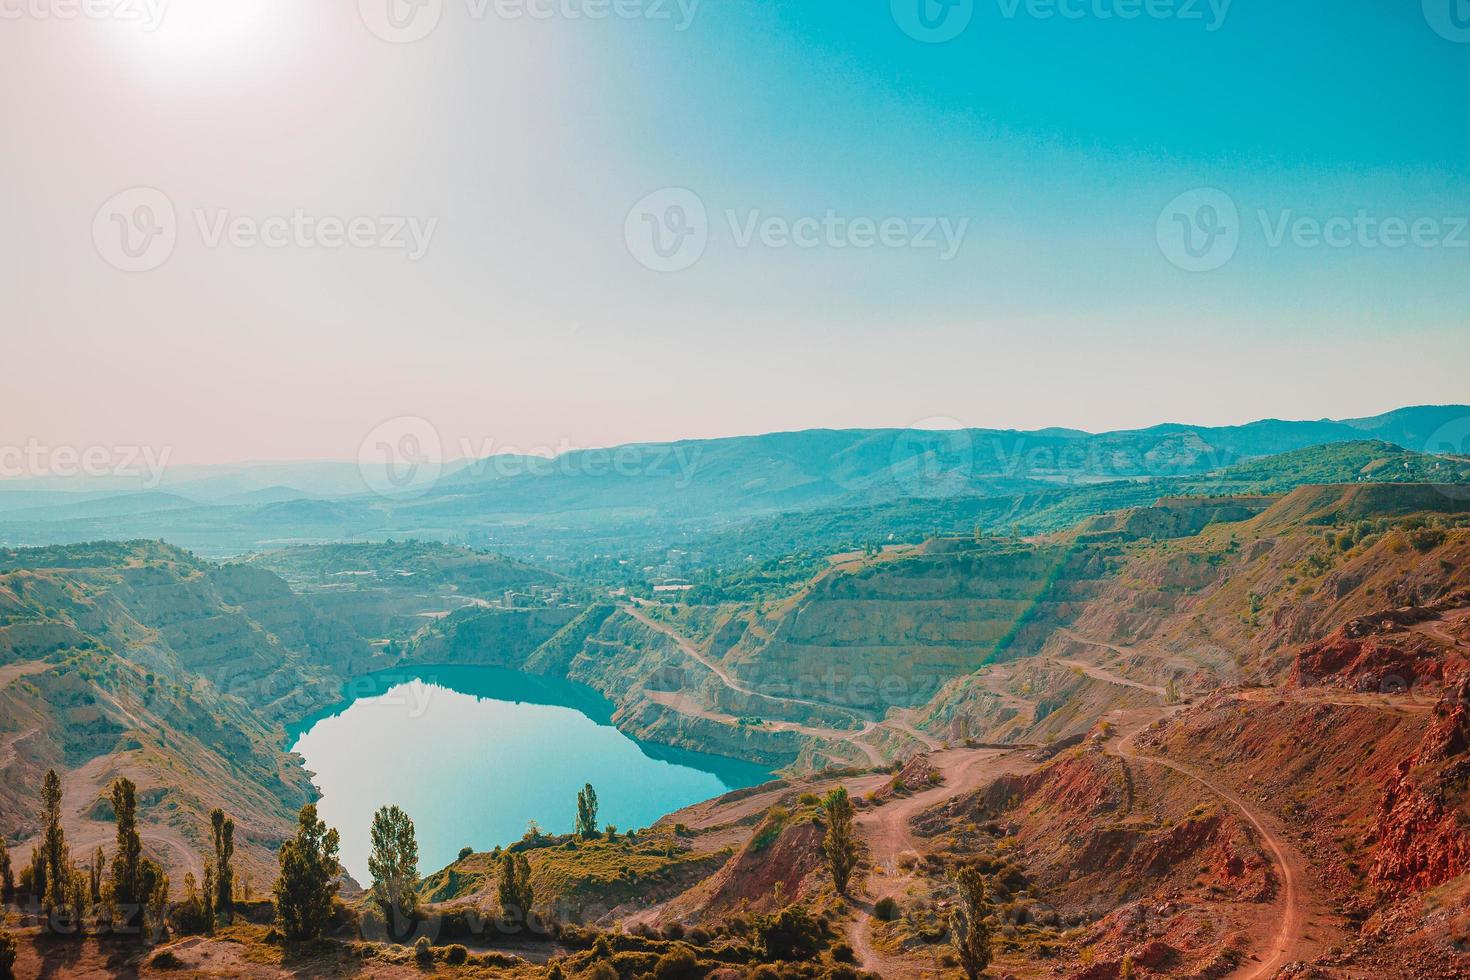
<box><xmin>288</xmin><ymin>666</ymin><xmax>772</xmax><ymax>882</ymax></box>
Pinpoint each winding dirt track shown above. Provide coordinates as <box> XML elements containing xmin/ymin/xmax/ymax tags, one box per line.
<box><xmin>1063</xmin><ymin>639</ymin><xmax>1310</xmax><ymax>979</ymax></box>
<box><xmin>622</xmin><ymin>605</ymin><xmax>903</xmax><ymax>766</ymax></box>
<box><xmin>16</xmin><ymin>754</ymin><xmax>203</xmax><ymax>883</ymax></box>
<box><xmin>641</xmin><ymin>689</ymin><xmax>885</xmax><ymax>768</ymax></box>
<box><xmin>1054</xmin><ymin>628</ymin><xmax>1169</xmax><ymax>697</ymax></box>
<box><xmin>0</xmin><ymin>658</ymin><xmax>53</xmax><ymax>689</ymax></box>
<box><xmin>846</xmin><ymin>746</ymin><xmax>1036</xmax><ymax>975</ymax></box>
<box><xmin>624</xmin><ymin>605</ymin><xmax>861</xmax><ymax>717</ymax></box>
<box><xmin>628</xmin><ymin>608</ymin><xmax>1313</xmax><ymax>976</ymax></box>
<box><xmin>1113</xmin><ymin>719</ymin><xmax>1306</xmax><ymax>980</ymax></box>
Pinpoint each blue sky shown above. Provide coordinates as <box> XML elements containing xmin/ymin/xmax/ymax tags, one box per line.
<box><xmin>3</xmin><ymin>0</ymin><xmax>1467</xmax><ymax>465</ymax></box>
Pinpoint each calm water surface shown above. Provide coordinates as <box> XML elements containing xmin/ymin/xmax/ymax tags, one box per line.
<box><xmin>288</xmin><ymin>665</ymin><xmax>771</xmax><ymax>881</ymax></box>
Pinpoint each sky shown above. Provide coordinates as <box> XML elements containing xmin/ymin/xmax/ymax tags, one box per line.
<box><xmin>3</xmin><ymin>0</ymin><xmax>1468</xmax><ymax>469</ymax></box>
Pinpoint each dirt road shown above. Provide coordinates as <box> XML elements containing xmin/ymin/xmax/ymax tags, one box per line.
<box><xmin>1054</xmin><ymin>629</ymin><xmax>1169</xmax><ymax>697</ymax></box>
<box><xmin>16</xmin><ymin>754</ymin><xmax>203</xmax><ymax>882</ymax></box>
<box><xmin>846</xmin><ymin>746</ymin><xmax>1035</xmax><ymax>974</ymax></box>
<box><xmin>0</xmin><ymin>658</ymin><xmax>53</xmax><ymax>689</ymax></box>
<box><xmin>623</xmin><ymin>605</ymin><xmax>913</xmax><ymax>765</ymax></box>
<box><xmin>641</xmin><ymin>689</ymin><xmax>886</xmax><ymax>768</ymax></box>
<box><xmin>624</xmin><ymin>605</ymin><xmax>864</xmax><ymax>718</ymax></box>
<box><xmin>1112</xmin><ymin>712</ymin><xmax>1312</xmax><ymax>980</ymax></box>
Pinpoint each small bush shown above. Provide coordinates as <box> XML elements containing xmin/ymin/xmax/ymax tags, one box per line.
<box><xmin>873</xmin><ymin>897</ymin><xmax>899</xmax><ymax>921</ymax></box>
<box><xmin>830</xmin><ymin>941</ymin><xmax>856</xmax><ymax>963</ymax></box>
<box><xmin>445</xmin><ymin>944</ymin><xmax>468</xmax><ymax>965</ymax></box>
<box><xmin>1409</xmin><ymin>527</ymin><xmax>1446</xmax><ymax>552</ymax></box>
<box><xmin>149</xmin><ymin>950</ymin><xmax>183</xmax><ymax>970</ymax></box>
<box><xmin>0</xmin><ymin>930</ymin><xmax>18</xmax><ymax>980</ymax></box>
<box><xmin>755</xmin><ymin>904</ymin><xmax>823</xmax><ymax>961</ymax></box>
<box><xmin>458</xmin><ymin>846</ymin><xmax>475</xmax><ymax>861</ymax></box>
<box><xmin>652</xmin><ymin>945</ymin><xmax>701</xmax><ymax>980</ymax></box>
<box><xmin>414</xmin><ymin>936</ymin><xmax>432</xmax><ymax>963</ymax></box>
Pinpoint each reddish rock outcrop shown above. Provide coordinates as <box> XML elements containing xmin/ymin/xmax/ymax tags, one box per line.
<box><xmin>1370</xmin><ymin>676</ymin><xmax>1470</xmax><ymax>894</ymax></box>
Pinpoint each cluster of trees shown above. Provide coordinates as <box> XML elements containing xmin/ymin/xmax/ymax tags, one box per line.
<box><xmin>5</xmin><ymin>771</ymin><xmax>172</xmax><ymax>942</ymax></box>
<box><xmin>2</xmin><ymin>773</ymin><xmax>616</xmax><ymax>955</ymax></box>
<box><xmin>175</xmin><ymin>807</ymin><xmax>239</xmax><ymax>935</ymax></box>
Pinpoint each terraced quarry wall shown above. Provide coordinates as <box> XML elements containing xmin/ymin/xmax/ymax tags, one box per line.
<box><xmin>712</xmin><ymin>542</ymin><xmax>1116</xmax><ymax>712</ymax></box>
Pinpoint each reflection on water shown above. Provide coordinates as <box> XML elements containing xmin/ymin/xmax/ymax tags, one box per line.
<box><xmin>288</xmin><ymin>665</ymin><xmax>772</xmax><ymax>881</ymax></box>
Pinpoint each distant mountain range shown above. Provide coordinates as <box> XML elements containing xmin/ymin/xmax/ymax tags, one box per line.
<box><xmin>1</xmin><ymin>405</ymin><xmax>1467</xmax><ymax>560</ymax></box>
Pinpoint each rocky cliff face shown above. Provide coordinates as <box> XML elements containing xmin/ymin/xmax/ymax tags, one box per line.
<box><xmin>0</xmin><ymin>541</ymin><xmax>379</xmax><ymax>881</ymax></box>
<box><xmin>1370</xmin><ymin>676</ymin><xmax>1470</xmax><ymax>894</ymax></box>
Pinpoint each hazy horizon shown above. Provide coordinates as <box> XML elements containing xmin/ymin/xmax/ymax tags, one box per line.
<box><xmin>0</xmin><ymin>399</ymin><xmax>1466</xmax><ymax>478</ymax></box>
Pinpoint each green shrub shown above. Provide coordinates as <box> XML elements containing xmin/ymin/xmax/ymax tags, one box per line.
<box><xmin>873</xmin><ymin>897</ymin><xmax>900</xmax><ymax>921</ymax></box>
<box><xmin>1409</xmin><ymin>527</ymin><xmax>1447</xmax><ymax>552</ymax></box>
<box><xmin>458</xmin><ymin>846</ymin><xmax>474</xmax><ymax>861</ymax></box>
<box><xmin>0</xmin><ymin>930</ymin><xmax>17</xmax><ymax>980</ymax></box>
<box><xmin>414</xmin><ymin>936</ymin><xmax>432</xmax><ymax>963</ymax></box>
<box><xmin>652</xmin><ymin>945</ymin><xmax>701</xmax><ymax>980</ymax></box>
<box><xmin>755</xmin><ymin>904</ymin><xmax>823</xmax><ymax>961</ymax></box>
<box><xmin>445</xmin><ymin>944</ymin><xmax>468</xmax><ymax>965</ymax></box>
